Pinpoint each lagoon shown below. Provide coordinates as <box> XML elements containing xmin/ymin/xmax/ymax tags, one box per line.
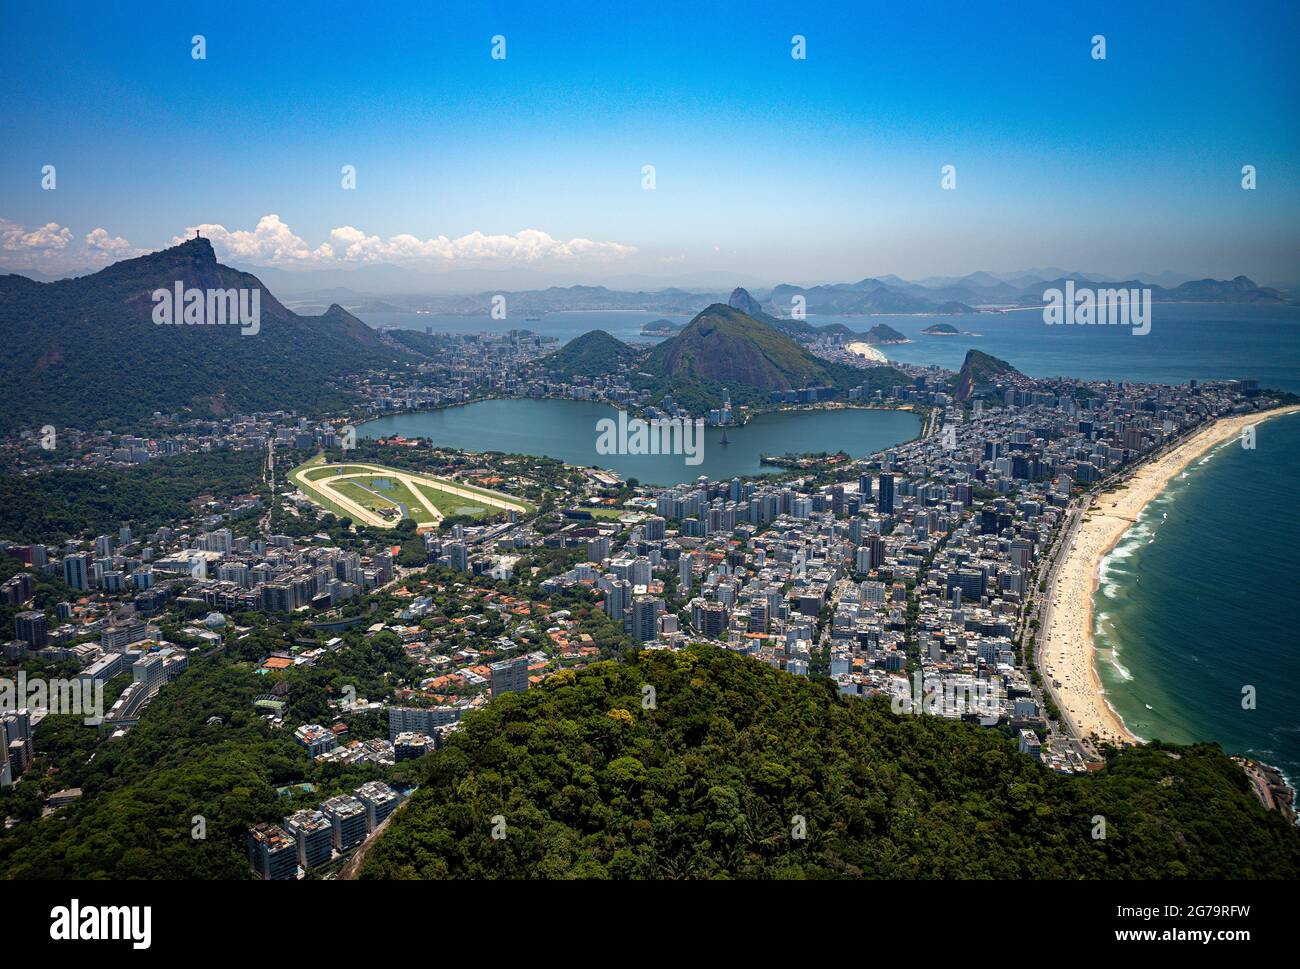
<box><xmin>358</xmin><ymin>398</ymin><xmax>921</xmax><ymax>486</ymax></box>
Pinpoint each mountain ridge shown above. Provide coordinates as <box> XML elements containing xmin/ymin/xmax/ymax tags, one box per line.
<box><xmin>639</xmin><ymin>302</ymin><xmax>909</xmax><ymax>411</ymax></box>
<box><xmin>0</xmin><ymin>237</ymin><xmax>404</xmax><ymax>433</ymax></box>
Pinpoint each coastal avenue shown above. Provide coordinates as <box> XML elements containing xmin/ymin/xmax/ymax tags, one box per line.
<box><xmin>1034</xmin><ymin>497</ymin><xmax>1096</xmax><ymax>761</ymax></box>
<box><xmin>1037</xmin><ymin>404</ymin><xmax>1300</xmax><ymax>759</ymax></box>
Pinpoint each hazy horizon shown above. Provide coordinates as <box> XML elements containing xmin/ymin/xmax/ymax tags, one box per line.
<box><xmin>0</xmin><ymin>241</ymin><xmax>1291</xmax><ymax>298</ymax></box>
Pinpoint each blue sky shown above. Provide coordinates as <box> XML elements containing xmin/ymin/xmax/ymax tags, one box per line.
<box><xmin>2</xmin><ymin>0</ymin><xmax>1297</xmax><ymax>285</ymax></box>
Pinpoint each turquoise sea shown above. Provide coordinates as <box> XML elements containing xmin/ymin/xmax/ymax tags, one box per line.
<box><xmin>1092</xmin><ymin>409</ymin><xmax>1300</xmax><ymax>787</ymax></box>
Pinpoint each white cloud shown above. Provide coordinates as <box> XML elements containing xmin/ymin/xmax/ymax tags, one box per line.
<box><xmin>180</xmin><ymin>215</ymin><xmax>636</xmax><ymax>269</ymax></box>
<box><xmin>1</xmin><ymin>218</ymin><xmax>148</xmax><ymax>273</ymax></box>
<box><xmin>84</xmin><ymin>227</ymin><xmax>144</xmax><ymax>262</ymax></box>
<box><xmin>0</xmin><ymin>213</ymin><xmax>637</xmax><ymax>276</ymax></box>
<box><xmin>171</xmin><ymin>214</ymin><xmax>334</xmax><ymax>265</ymax></box>
<box><xmin>1</xmin><ymin>218</ymin><xmax>73</xmax><ymax>256</ymax></box>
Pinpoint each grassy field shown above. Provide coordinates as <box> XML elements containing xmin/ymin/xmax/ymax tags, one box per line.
<box><xmin>331</xmin><ymin>480</ymin><xmax>404</xmax><ymax>521</ymax></box>
<box><xmin>301</xmin><ymin>464</ymin><xmax>374</xmax><ymax>481</ymax></box>
<box><xmin>288</xmin><ymin>458</ymin><xmax>359</xmax><ymax>522</ymax></box>
<box><xmin>289</xmin><ymin>456</ymin><xmax>533</xmax><ymax>527</ymax></box>
<box><xmin>411</xmin><ymin>482</ymin><xmax>485</xmax><ymax>517</ymax></box>
<box><xmin>364</xmin><ymin>476</ymin><xmax>439</xmax><ymax>524</ymax></box>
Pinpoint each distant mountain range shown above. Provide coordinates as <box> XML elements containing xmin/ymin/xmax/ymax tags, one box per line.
<box><xmin>767</xmin><ymin>280</ymin><xmax>975</xmax><ymax>316</ymax></box>
<box><xmin>15</xmin><ymin>254</ymin><xmax>1288</xmax><ymax>302</ymax></box>
<box><xmin>993</xmin><ymin>273</ymin><xmax>1288</xmax><ymax>309</ymax></box>
<box><xmin>269</xmin><ymin>270</ymin><xmax>1289</xmax><ymax>321</ymax></box>
<box><xmin>0</xmin><ymin>238</ymin><xmax>402</xmax><ymax>433</ymax></box>
<box><xmin>765</xmin><ymin>273</ymin><xmax>1289</xmax><ymax>316</ymax></box>
<box><xmin>1</xmin><ymin>236</ymin><xmax>1288</xmax><ymax>437</ymax></box>
<box><xmin>6</xmin><ymin>256</ymin><xmax>1291</xmax><ymax>316</ymax></box>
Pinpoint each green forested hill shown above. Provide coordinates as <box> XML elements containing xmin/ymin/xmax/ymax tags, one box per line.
<box><xmin>360</xmin><ymin>645</ymin><xmax>1300</xmax><ymax>879</ymax></box>
<box><xmin>0</xmin><ymin>237</ymin><xmax>403</xmax><ymax>433</ymax></box>
<box><xmin>542</xmin><ymin>329</ymin><xmax>638</xmax><ymax>378</ymax></box>
<box><xmin>639</xmin><ymin>304</ymin><xmax>909</xmax><ymax>412</ymax></box>
<box><xmin>646</xmin><ymin>304</ymin><xmax>839</xmax><ymax>392</ymax></box>
<box><xmin>0</xmin><ymin>450</ymin><xmax>266</xmax><ymax>543</ymax></box>
<box><xmin>863</xmin><ymin>323</ymin><xmax>908</xmax><ymax>344</ymax></box>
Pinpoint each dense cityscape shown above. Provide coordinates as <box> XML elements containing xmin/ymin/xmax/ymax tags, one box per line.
<box><xmin>3</xmin><ymin>10</ymin><xmax>1299</xmax><ymax>951</ymax></box>
<box><xmin>3</xmin><ymin>312</ymin><xmax>1295</xmax><ymax>878</ymax></box>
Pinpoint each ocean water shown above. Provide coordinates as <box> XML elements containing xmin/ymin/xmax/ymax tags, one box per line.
<box><xmin>1092</xmin><ymin>410</ymin><xmax>1300</xmax><ymax>786</ymax></box>
<box><xmin>364</xmin><ymin>303</ymin><xmax>1300</xmax><ymax>394</ymax></box>
<box><xmin>813</xmin><ymin>302</ymin><xmax>1300</xmax><ymax>394</ymax></box>
<box><xmin>362</xmin><ymin>310</ymin><xmax>684</xmax><ymax>344</ymax></box>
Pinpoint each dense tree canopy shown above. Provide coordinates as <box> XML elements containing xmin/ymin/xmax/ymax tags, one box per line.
<box><xmin>0</xmin><ymin>450</ymin><xmax>266</xmax><ymax>543</ymax></box>
<box><xmin>360</xmin><ymin>645</ymin><xmax>1300</xmax><ymax>880</ymax></box>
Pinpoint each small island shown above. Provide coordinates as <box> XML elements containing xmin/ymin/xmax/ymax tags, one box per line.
<box><xmin>760</xmin><ymin>450</ymin><xmax>853</xmax><ymax>470</ymax></box>
<box><xmin>640</xmin><ymin>318</ymin><xmax>684</xmax><ymax>336</ymax></box>
<box><xmin>921</xmin><ymin>322</ymin><xmax>960</xmax><ymax>335</ymax></box>
<box><xmin>862</xmin><ymin>323</ymin><xmax>911</xmax><ymax>345</ymax></box>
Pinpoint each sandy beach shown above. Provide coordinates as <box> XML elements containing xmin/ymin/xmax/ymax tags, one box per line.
<box><xmin>1041</xmin><ymin>404</ymin><xmax>1300</xmax><ymax>746</ymax></box>
<box><xmin>845</xmin><ymin>341</ymin><xmax>888</xmax><ymax>363</ymax></box>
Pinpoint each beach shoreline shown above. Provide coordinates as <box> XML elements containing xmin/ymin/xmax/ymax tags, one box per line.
<box><xmin>1041</xmin><ymin>404</ymin><xmax>1300</xmax><ymax>746</ymax></box>
<box><xmin>845</xmin><ymin>341</ymin><xmax>889</xmax><ymax>363</ymax></box>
